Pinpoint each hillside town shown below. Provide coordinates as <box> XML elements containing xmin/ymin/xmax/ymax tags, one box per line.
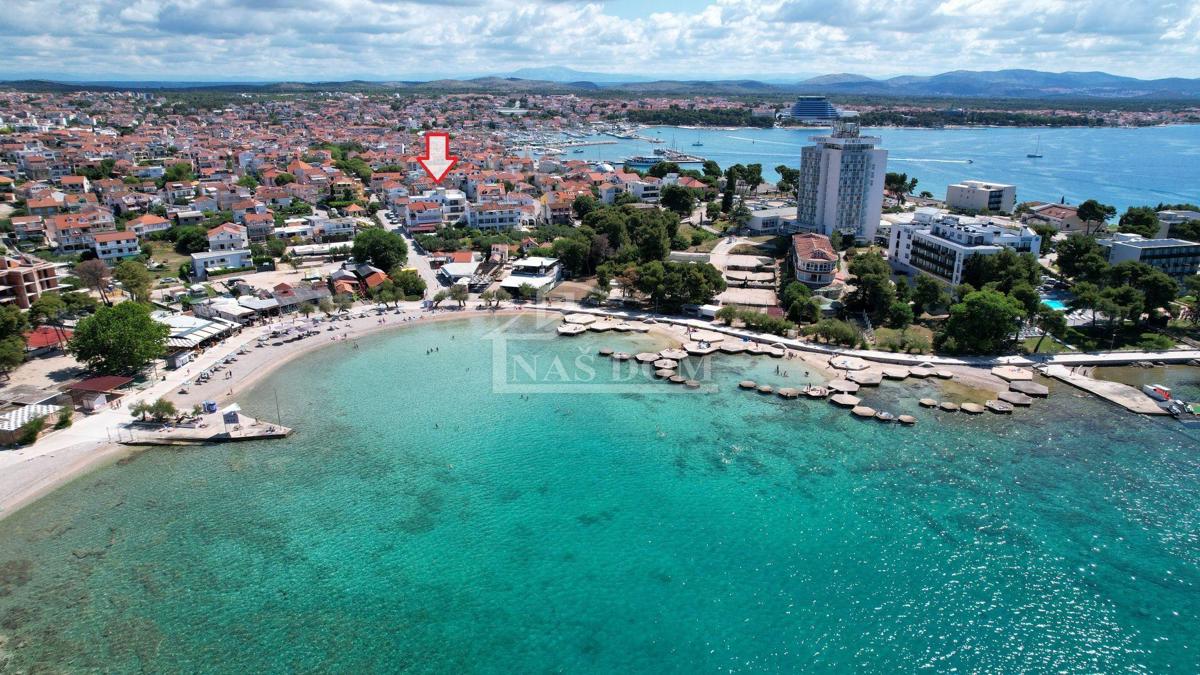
<box><xmin>0</xmin><ymin>87</ymin><xmax>1197</xmax><ymax>447</ymax></box>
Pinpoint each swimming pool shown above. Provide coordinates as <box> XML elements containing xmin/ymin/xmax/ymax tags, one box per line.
<box><xmin>1040</xmin><ymin>292</ymin><xmax>1072</xmax><ymax>311</ymax></box>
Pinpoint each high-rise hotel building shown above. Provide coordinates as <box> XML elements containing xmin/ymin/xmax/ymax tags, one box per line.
<box><xmin>795</xmin><ymin>122</ymin><xmax>887</xmax><ymax>243</ymax></box>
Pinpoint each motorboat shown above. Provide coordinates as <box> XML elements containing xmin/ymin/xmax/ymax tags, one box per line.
<box><xmin>1142</xmin><ymin>383</ymin><xmax>1172</xmax><ymax>402</ymax></box>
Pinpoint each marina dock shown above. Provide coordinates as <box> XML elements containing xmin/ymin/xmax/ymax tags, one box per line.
<box><xmin>1041</xmin><ymin>365</ymin><xmax>1168</xmax><ymax>415</ymax></box>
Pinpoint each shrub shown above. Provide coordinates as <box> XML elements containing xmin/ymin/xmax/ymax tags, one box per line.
<box><xmin>17</xmin><ymin>416</ymin><xmax>46</xmax><ymax>445</ymax></box>
<box><xmin>54</xmin><ymin>406</ymin><xmax>73</xmax><ymax>429</ymax></box>
<box><xmin>1137</xmin><ymin>333</ymin><xmax>1175</xmax><ymax>351</ymax></box>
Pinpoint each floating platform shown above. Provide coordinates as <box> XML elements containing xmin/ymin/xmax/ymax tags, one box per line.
<box><xmin>830</xmin><ymin>356</ymin><xmax>870</xmax><ymax>371</ymax></box>
<box><xmin>804</xmin><ymin>386</ymin><xmax>830</xmax><ymax>399</ymax></box>
<box><xmin>669</xmin><ymin>375</ymin><xmax>686</xmax><ymax>384</ymax></box>
<box><xmin>756</xmin><ymin>384</ymin><xmax>774</xmax><ymax>394</ymax></box>
<box><xmin>851</xmin><ymin>406</ymin><xmax>877</xmax><ymax>418</ymax></box>
<box><xmin>918</xmin><ymin>398</ymin><xmax>938</xmax><ymax>408</ymax></box>
<box><xmin>557</xmin><ymin>324</ymin><xmax>587</xmax><ymax>336</ymax></box>
<box><xmin>653</xmin><ymin>359</ymin><xmax>678</xmax><ymax>370</ymax></box>
<box><xmin>563</xmin><ymin>313</ymin><xmax>597</xmax><ymax>325</ymax></box>
<box><xmin>985</xmin><ymin>400</ymin><xmax>1014</xmax><ymax>414</ymax></box>
<box><xmin>1009</xmin><ymin>380</ymin><xmax>1049</xmax><ymax>397</ymax></box>
<box><xmin>961</xmin><ymin>402</ymin><xmax>985</xmax><ymax>414</ymax></box>
<box><xmin>659</xmin><ymin>349</ymin><xmax>689</xmax><ymax>361</ymax></box>
<box><xmin>683</xmin><ymin>341</ymin><xmax>720</xmax><ymax>356</ymax></box>
<box><xmin>848</xmin><ymin>371</ymin><xmax>883</xmax><ymax>386</ymax></box>
<box><xmin>719</xmin><ymin>343</ymin><xmax>748</xmax><ymax>354</ymax></box>
<box><xmin>938</xmin><ymin>401</ymin><xmax>961</xmax><ymax>412</ymax></box>
<box><xmin>635</xmin><ymin>352</ymin><xmax>659</xmax><ymax>363</ymax></box>
<box><xmin>882</xmin><ymin>367</ymin><xmax>911</xmax><ymax>380</ymax></box>
<box><xmin>739</xmin><ymin>380</ymin><xmax>757</xmax><ymax>390</ymax></box>
<box><xmin>992</xmin><ymin>365</ymin><xmax>1034</xmax><ymax>382</ymax></box>
<box><xmin>997</xmin><ymin>390</ymin><xmax>1033</xmax><ymax>406</ymax></box>
<box><xmin>830</xmin><ymin>394</ymin><xmax>861</xmax><ymax>407</ymax></box>
<box><xmin>828</xmin><ymin>379</ymin><xmax>860</xmax><ymax>394</ymax></box>
<box><xmin>898</xmin><ymin>415</ymin><xmax>917</xmax><ymax>425</ymax></box>
<box><xmin>777</xmin><ymin>387</ymin><xmax>802</xmax><ymax>399</ymax></box>
<box><xmin>655</xmin><ymin>369</ymin><xmax>675</xmax><ymax>379</ymax></box>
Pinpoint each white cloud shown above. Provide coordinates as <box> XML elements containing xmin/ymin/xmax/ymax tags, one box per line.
<box><xmin>1</xmin><ymin>0</ymin><xmax>1197</xmax><ymax>80</ymax></box>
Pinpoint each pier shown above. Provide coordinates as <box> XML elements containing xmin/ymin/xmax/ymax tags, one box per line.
<box><xmin>117</xmin><ymin>411</ymin><xmax>293</xmax><ymax>446</ymax></box>
<box><xmin>1041</xmin><ymin>365</ymin><xmax>1168</xmax><ymax>415</ymax></box>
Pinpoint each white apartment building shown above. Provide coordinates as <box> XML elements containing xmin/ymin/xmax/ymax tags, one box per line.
<box><xmin>191</xmin><ymin>249</ymin><xmax>253</xmax><ymax>280</ymax></box>
<box><xmin>469</xmin><ymin>203</ymin><xmax>523</xmax><ymax>230</ymax></box>
<box><xmin>888</xmin><ymin>208</ymin><xmax>1041</xmax><ymax>285</ymax></box>
<box><xmin>796</xmin><ymin>122</ymin><xmax>887</xmax><ymax>243</ymax></box>
<box><xmin>1099</xmin><ymin>232</ymin><xmax>1200</xmax><ymax>281</ymax></box>
<box><xmin>946</xmin><ymin>180</ymin><xmax>1016</xmax><ymax>214</ymax></box>
<box><xmin>92</xmin><ymin>231</ymin><xmax>141</xmax><ymax>264</ymax></box>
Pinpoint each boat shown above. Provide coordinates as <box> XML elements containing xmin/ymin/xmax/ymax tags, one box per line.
<box><xmin>1166</xmin><ymin>400</ymin><xmax>1200</xmax><ymax>428</ymax></box>
<box><xmin>572</xmin><ymin>149</ymin><xmax>584</xmax><ymax>154</ymax></box>
<box><xmin>1027</xmin><ymin>135</ymin><xmax>1043</xmax><ymax>159</ymax></box>
<box><xmin>1142</xmin><ymin>384</ymin><xmax>1172</xmax><ymax>402</ymax></box>
<box><xmin>691</xmin><ymin>134</ymin><xmax>704</xmax><ymax>147</ymax></box>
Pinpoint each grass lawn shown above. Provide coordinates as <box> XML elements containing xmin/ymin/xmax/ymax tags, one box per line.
<box><xmin>143</xmin><ymin>241</ymin><xmax>191</xmax><ymax>281</ymax></box>
<box><xmin>1020</xmin><ymin>336</ymin><xmax>1074</xmax><ymax>354</ymax></box>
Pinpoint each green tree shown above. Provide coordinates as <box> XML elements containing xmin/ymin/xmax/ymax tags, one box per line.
<box><xmin>659</xmin><ymin>184</ymin><xmax>696</xmax><ymax>216</ymax></box>
<box><xmin>431</xmin><ymin>289</ymin><xmax>449</xmax><ymax>307</ymax></box>
<box><xmin>886</xmin><ymin>300</ymin><xmax>914</xmax><ymax>328</ymax></box>
<box><xmin>1117</xmin><ymin>206</ymin><xmax>1160</xmax><ymax>238</ymax></box>
<box><xmin>936</xmin><ymin>289</ymin><xmax>1023</xmax><ymax>354</ymax></box>
<box><xmin>392</xmin><ymin>268</ymin><xmax>427</xmax><ymax>299</ymax></box>
<box><xmin>68</xmin><ymin>302</ymin><xmax>168</xmax><ymax>374</ymax></box>
<box><xmin>1055</xmin><ymin>233</ymin><xmax>1109</xmax><ymax>282</ymax></box>
<box><xmin>884</xmin><ymin>172</ymin><xmax>918</xmax><ymax>202</ymax></box>
<box><xmin>149</xmin><ymin>398</ymin><xmax>178</xmax><ymax>422</ymax></box>
<box><xmin>647</xmin><ymin>161</ymin><xmax>680</xmax><ymax>178</ymax></box>
<box><xmin>1077</xmin><ymin>199</ymin><xmax>1116</xmax><ymax>235</ymax></box>
<box><xmin>775</xmin><ymin>165</ymin><xmax>800</xmax><ymax>193</ymax></box>
<box><xmin>701</xmin><ymin>160</ymin><xmax>721</xmax><ymax>178</ymax></box>
<box><xmin>299</xmin><ymin>302</ymin><xmax>315</xmax><ymax>318</ymax></box>
<box><xmin>449</xmin><ymin>285</ymin><xmax>469</xmax><ymax>307</ymax></box>
<box><xmin>113</xmin><ymin>260</ymin><xmax>152</xmax><ymax>303</ymax></box>
<box><xmin>28</xmin><ymin>292</ymin><xmax>69</xmax><ymax>347</ymax></box>
<box><xmin>572</xmin><ymin>194</ymin><xmax>598</xmax><ymax>220</ymax></box>
<box><xmin>0</xmin><ymin>304</ymin><xmax>29</xmax><ymax>374</ymax></box>
<box><xmin>352</xmin><ymin>228</ymin><xmax>408</xmax><ymax>271</ymax></box>
<box><xmin>715</xmin><ymin>305</ymin><xmax>739</xmax><ymax>325</ymax></box>
<box><xmin>1107</xmin><ymin>261</ymin><xmax>1178</xmax><ymax>310</ymax></box>
<box><xmin>173</xmin><ymin>226</ymin><xmax>209</xmax><ymax>254</ymax></box>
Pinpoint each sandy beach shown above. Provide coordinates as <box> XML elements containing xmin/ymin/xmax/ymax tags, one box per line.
<box><xmin>0</xmin><ymin>301</ymin><xmax>1012</xmax><ymax>523</ymax></box>
<box><xmin>0</xmin><ymin>304</ymin><xmax>533</xmax><ymax>522</ymax></box>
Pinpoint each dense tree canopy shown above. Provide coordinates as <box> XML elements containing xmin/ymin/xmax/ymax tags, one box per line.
<box><xmin>68</xmin><ymin>302</ymin><xmax>169</xmax><ymax>374</ymax></box>
<box><xmin>936</xmin><ymin>290</ymin><xmax>1024</xmax><ymax>354</ymax></box>
<box><xmin>352</xmin><ymin>228</ymin><xmax>408</xmax><ymax>271</ymax></box>
<box><xmin>1117</xmin><ymin>206</ymin><xmax>1161</xmax><ymax>238</ymax></box>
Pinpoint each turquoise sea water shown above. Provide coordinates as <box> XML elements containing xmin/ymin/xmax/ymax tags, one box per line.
<box><xmin>1</xmin><ymin>315</ymin><xmax>1198</xmax><ymax>672</ymax></box>
<box><xmin>580</xmin><ymin>125</ymin><xmax>1200</xmax><ymax>214</ymax></box>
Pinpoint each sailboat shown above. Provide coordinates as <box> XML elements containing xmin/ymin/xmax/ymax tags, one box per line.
<box><xmin>691</xmin><ymin>134</ymin><xmax>704</xmax><ymax>147</ymax></box>
<box><xmin>1027</xmin><ymin>135</ymin><xmax>1043</xmax><ymax>159</ymax></box>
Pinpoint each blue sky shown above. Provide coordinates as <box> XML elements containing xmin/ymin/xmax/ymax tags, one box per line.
<box><xmin>2</xmin><ymin>0</ymin><xmax>1197</xmax><ymax>82</ymax></box>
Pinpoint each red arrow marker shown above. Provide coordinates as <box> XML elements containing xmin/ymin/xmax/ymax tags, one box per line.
<box><xmin>418</xmin><ymin>131</ymin><xmax>458</xmax><ymax>184</ymax></box>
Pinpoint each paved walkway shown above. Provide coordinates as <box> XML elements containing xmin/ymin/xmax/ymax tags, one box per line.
<box><xmin>529</xmin><ymin>302</ymin><xmax>1200</xmax><ymax>369</ymax></box>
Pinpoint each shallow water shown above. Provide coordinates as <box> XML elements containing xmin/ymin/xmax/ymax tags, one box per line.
<box><xmin>0</xmin><ymin>315</ymin><xmax>1197</xmax><ymax>672</ymax></box>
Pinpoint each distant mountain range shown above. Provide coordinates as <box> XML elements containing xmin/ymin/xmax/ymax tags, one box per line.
<box><xmin>4</xmin><ymin>69</ymin><xmax>1200</xmax><ymax>99</ymax></box>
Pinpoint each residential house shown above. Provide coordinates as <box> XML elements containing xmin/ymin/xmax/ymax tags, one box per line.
<box><xmin>92</xmin><ymin>231</ymin><xmax>141</xmax><ymax>264</ymax></box>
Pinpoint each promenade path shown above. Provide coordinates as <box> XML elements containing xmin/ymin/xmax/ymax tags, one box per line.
<box><xmin>530</xmin><ymin>302</ymin><xmax>1200</xmax><ymax>369</ymax></box>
